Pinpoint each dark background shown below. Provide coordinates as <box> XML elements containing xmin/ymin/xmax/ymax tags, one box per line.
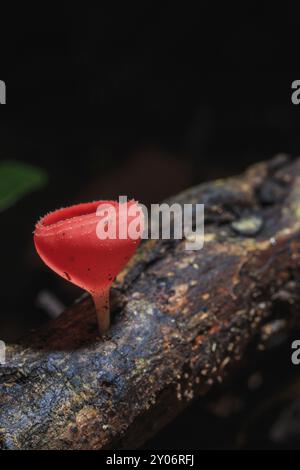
<box><xmin>1</xmin><ymin>2</ymin><xmax>300</xmax><ymax>449</ymax></box>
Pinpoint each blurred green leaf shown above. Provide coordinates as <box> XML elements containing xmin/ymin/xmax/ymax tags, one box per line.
<box><xmin>0</xmin><ymin>161</ymin><xmax>48</xmax><ymax>211</ymax></box>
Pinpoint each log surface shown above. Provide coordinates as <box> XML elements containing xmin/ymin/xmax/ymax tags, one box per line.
<box><xmin>1</xmin><ymin>155</ymin><xmax>300</xmax><ymax>450</ymax></box>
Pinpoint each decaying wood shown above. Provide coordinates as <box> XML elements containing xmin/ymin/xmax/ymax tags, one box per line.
<box><xmin>1</xmin><ymin>155</ymin><xmax>300</xmax><ymax>450</ymax></box>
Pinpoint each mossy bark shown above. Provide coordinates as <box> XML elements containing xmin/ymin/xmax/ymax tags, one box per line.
<box><xmin>1</xmin><ymin>155</ymin><xmax>300</xmax><ymax>449</ymax></box>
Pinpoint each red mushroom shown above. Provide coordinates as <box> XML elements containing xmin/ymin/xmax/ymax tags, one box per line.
<box><xmin>34</xmin><ymin>199</ymin><xmax>143</xmax><ymax>335</ymax></box>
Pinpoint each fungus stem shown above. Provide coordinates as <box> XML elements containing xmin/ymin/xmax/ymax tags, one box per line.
<box><xmin>93</xmin><ymin>288</ymin><xmax>110</xmax><ymax>335</ymax></box>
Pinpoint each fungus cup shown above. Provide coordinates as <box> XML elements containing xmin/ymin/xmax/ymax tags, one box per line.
<box><xmin>34</xmin><ymin>199</ymin><xmax>143</xmax><ymax>335</ymax></box>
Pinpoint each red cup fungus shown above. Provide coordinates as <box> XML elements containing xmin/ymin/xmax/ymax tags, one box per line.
<box><xmin>34</xmin><ymin>200</ymin><xmax>143</xmax><ymax>335</ymax></box>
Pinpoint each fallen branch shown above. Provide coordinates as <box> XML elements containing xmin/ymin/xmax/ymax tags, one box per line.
<box><xmin>1</xmin><ymin>155</ymin><xmax>300</xmax><ymax>449</ymax></box>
